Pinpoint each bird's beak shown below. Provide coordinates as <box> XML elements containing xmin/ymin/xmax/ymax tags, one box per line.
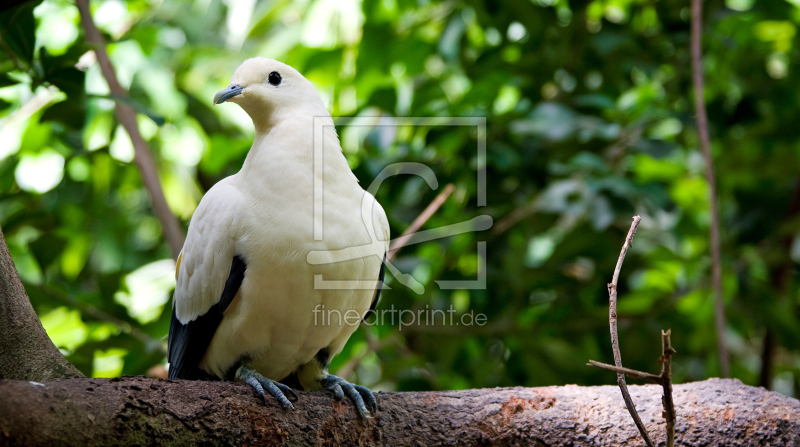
<box><xmin>214</xmin><ymin>85</ymin><xmax>244</xmax><ymax>105</ymax></box>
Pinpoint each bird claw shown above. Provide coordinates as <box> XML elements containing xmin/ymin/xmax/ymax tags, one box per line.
<box><xmin>321</xmin><ymin>374</ymin><xmax>377</xmax><ymax>418</ymax></box>
<box><xmin>331</xmin><ymin>383</ymin><xmax>344</xmax><ymax>401</ymax></box>
<box><xmin>236</xmin><ymin>364</ymin><xmax>298</xmax><ymax>410</ymax></box>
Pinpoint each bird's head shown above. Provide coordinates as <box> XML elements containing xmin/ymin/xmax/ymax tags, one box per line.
<box><xmin>213</xmin><ymin>58</ymin><xmax>325</xmax><ymax>128</ymax></box>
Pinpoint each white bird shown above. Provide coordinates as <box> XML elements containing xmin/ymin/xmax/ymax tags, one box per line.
<box><xmin>168</xmin><ymin>57</ymin><xmax>389</xmax><ymax>418</ymax></box>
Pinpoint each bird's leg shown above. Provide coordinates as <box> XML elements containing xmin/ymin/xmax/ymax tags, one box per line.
<box><xmin>235</xmin><ymin>364</ymin><xmax>298</xmax><ymax>410</ymax></box>
<box><xmin>320</xmin><ymin>374</ymin><xmax>377</xmax><ymax>419</ymax></box>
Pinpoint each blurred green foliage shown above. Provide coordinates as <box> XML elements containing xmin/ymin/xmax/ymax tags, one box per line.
<box><xmin>1</xmin><ymin>0</ymin><xmax>800</xmax><ymax>397</ymax></box>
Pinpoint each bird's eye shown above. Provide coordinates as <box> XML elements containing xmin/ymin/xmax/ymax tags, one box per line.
<box><xmin>268</xmin><ymin>72</ymin><xmax>281</xmax><ymax>86</ymax></box>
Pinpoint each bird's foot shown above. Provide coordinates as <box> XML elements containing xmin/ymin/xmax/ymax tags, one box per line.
<box><xmin>321</xmin><ymin>374</ymin><xmax>376</xmax><ymax>419</ymax></box>
<box><xmin>236</xmin><ymin>364</ymin><xmax>298</xmax><ymax>410</ymax></box>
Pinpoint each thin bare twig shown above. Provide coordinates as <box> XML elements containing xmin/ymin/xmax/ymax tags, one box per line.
<box><xmin>489</xmin><ymin>196</ymin><xmax>540</xmax><ymax>237</ymax></box>
<box><xmin>604</xmin><ymin>216</ymin><xmax>654</xmax><ymax>447</ymax></box>
<box><xmin>692</xmin><ymin>0</ymin><xmax>729</xmax><ymax>378</ymax></box>
<box><xmin>387</xmin><ymin>183</ymin><xmax>454</xmax><ymax>262</ymax></box>
<box><xmin>76</xmin><ymin>0</ymin><xmax>184</xmax><ymax>260</ymax></box>
<box><xmin>587</xmin><ymin>360</ymin><xmax>662</xmax><ymax>384</ymax></box>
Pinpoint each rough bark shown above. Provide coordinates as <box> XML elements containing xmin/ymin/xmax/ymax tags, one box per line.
<box><xmin>0</xmin><ymin>226</ymin><xmax>83</xmax><ymax>381</ymax></box>
<box><xmin>0</xmin><ymin>377</ymin><xmax>797</xmax><ymax>446</ymax></box>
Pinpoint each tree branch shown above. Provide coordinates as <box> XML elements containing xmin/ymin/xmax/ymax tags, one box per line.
<box><xmin>0</xmin><ymin>377</ymin><xmax>795</xmax><ymax>445</ymax></box>
<box><xmin>0</xmin><ymin>226</ymin><xmax>83</xmax><ymax>381</ymax></box>
<box><xmin>76</xmin><ymin>0</ymin><xmax>185</xmax><ymax>260</ymax></box>
<box><xmin>692</xmin><ymin>0</ymin><xmax>729</xmax><ymax>378</ymax></box>
<box><xmin>489</xmin><ymin>195</ymin><xmax>540</xmax><ymax>237</ymax></box>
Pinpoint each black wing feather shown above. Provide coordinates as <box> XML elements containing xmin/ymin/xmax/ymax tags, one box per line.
<box><xmin>168</xmin><ymin>255</ymin><xmax>246</xmax><ymax>379</ymax></box>
<box><xmin>363</xmin><ymin>253</ymin><xmax>386</xmax><ymax>321</ymax></box>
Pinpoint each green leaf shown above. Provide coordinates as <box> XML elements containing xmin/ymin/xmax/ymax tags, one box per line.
<box><xmin>0</xmin><ymin>0</ymin><xmax>43</xmax><ymax>65</ymax></box>
<box><xmin>0</xmin><ymin>73</ymin><xmax>19</xmax><ymax>88</ymax></box>
<box><xmin>40</xmin><ymin>47</ymin><xmax>87</xmax><ymax>98</ymax></box>
<box><xmin>40</xmin><ymin>100</ymin><xmax>87</xmax><ymax>130</ymax></box>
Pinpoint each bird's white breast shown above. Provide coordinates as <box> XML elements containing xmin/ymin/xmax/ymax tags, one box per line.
<box><xmin>198</xmin><ymin>127</ymin><xmax>387</xmax><ymax>380</ymax></box>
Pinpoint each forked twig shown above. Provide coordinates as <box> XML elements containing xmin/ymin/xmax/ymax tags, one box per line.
<box><xmin>591</xmin><ymin>331</ymin><xmax>677</xmax><ymax>446</ymax></box>
<box><xmin>589</xmin><ymin>215</ymin><xmax>677</xmax><ymax>447</ymax></box>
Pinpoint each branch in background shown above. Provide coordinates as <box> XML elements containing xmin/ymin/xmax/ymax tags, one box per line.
<box><xmin>76</xmin><ymin>0</ymin><xmax>184</xmax><ymax>260</ymax></box>
<box><xmin>490</xmin><ymin>196</ymin><xmax>540</xmax><ymax>237</ymax></box>
<box><xmin>387</xmin><ymin>183</ymin><xmax>454</xmax><ymax>262</ymax></box>
<box><xmin>760</xmin><ymin>329</ymin><xmax>775</xmax><ymax>389</ymax></box>
<box><xmin>760</xmin><ymin>181</ymin><xmax>800</xmax><ymax>388</ymax></box>
<box><xmin>589</xmin><ymin>216</ymin><xmax>677</xmax><ymax>447</ymax></box>
<box><xmin>0</xmin><ymin>226</ymin><xmax>83</xmax><ymax>381</ymax></box>
<box><xmin>692</xmin><ymin>0</ymin><xmax>729</xmax><ymax>378</ymax></box>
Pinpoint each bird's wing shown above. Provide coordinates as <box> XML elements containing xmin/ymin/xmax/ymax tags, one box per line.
<box><xmin>365</xmin><ymin>191</ymin><xmax>390</xmax><ymax>319</ymax></box>
<box><xmin>168</xmin><ymin>177</ymin><xmax>246</xmax><ymax>379</ymax></box>
<box><xmin>364</xmin><ymin>254</ymin><xmax>386</xmax><ymax>320</ymax></box>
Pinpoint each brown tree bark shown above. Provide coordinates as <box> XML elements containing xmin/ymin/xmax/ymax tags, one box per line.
<box><xmin>0</xmin><ymin>376</ymin><xmax>797</xmax><ymax>446</ymax></box>
<box><xmin>2</xmin><ymin>182</ymin><xmax>798</xmax><ymax>446</ymax></box>
<box><xmin>0</xmin><ymin>226</ymin><xmax>83</xmax><ymax>381</ymax></box>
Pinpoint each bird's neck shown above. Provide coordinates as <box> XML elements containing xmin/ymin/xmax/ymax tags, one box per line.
<box><xmin>237</xmin><ymin>112</ymin><xmax>356</xmax><ymax>196</ymax></box>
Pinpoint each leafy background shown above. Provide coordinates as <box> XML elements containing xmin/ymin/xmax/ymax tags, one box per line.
<box><xmin>1</xmin><ymin>0</ymin><xmax>799</xmax><ymax>396</ymax></box>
